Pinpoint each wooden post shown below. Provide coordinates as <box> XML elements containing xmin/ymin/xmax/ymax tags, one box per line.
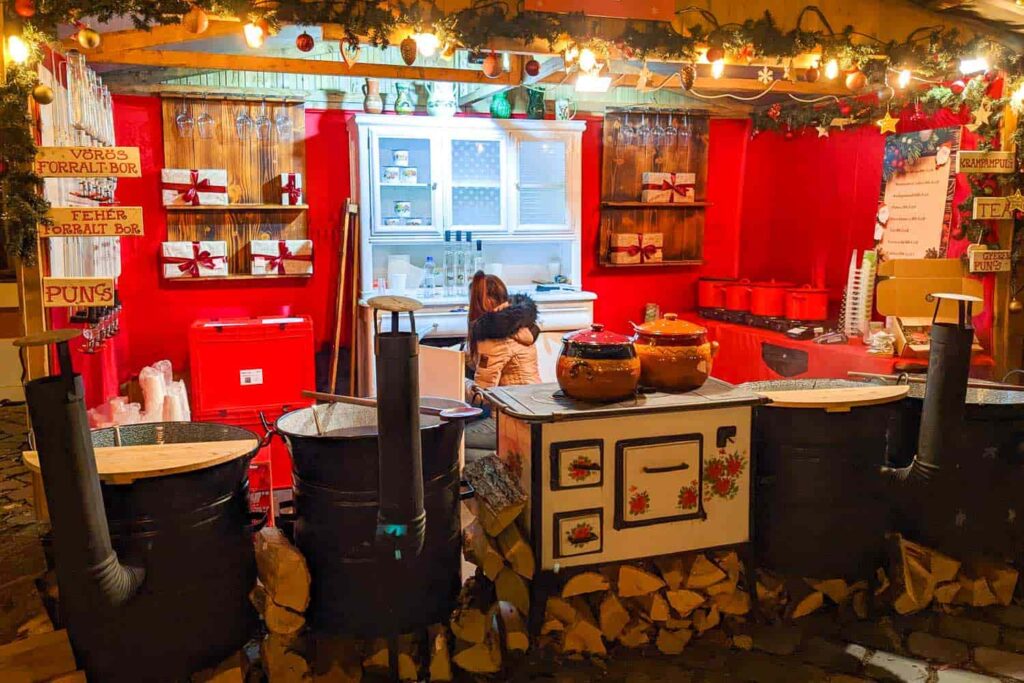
<box><xmin>999</xmin><ymin>102</ymin><xmax>1023</xmax><ymax>377</ymax></box>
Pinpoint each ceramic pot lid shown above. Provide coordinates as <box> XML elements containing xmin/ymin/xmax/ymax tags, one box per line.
<box><xmin>632</xmin><ymin>313</ymin><xmax>706</xmax><ymax>338</ymax></box>
<box><xmin>563</xmin><ymin>323</ymin><xmax>632</xmax><ymax>346</ymax></box>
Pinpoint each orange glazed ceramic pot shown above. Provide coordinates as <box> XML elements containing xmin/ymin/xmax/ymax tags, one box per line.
<box><xmin>631</xmin><ymin>313</ymin><xmax>719</xmax><ymax>392</ymax></box>
<box><xmin>556</xmin><ymin>324</ymin><xmax>641</xmax><ymax>402</ymax></box>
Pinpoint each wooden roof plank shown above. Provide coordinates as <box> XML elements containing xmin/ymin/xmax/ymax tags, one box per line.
<box><xmin>61</xmin><ymin>19</ymin><xmax>241</xmax><ymax>57</ymax></box>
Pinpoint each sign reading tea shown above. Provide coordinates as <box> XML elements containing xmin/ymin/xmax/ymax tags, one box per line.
<box><xmin>956</xmin><ymin>150</ymin><xmax>1016</xmax><ymax>174</ymax></box>
<box><xmin>42</xmin><ymin>278</ymin><xmax>115</xmax><ymax>308</ymax></box>
<box><xmin>968</xmin><ymin>248</ymin><xmax>1012</xmax><ymax>273</ymax></box>
<box><xmin>40</xmin><ymin>207</ymin><xmax>144</xmax><ymax>237</ymax></box>
<box><xmin>972</xmin><ymin>191</ymin><xmax>1024</xmax><ymax>221</ymax></box>
<box><xmin>35</xmin><ymin>147</ymin><xmax>141</xmax><ymax>178</ymax></box>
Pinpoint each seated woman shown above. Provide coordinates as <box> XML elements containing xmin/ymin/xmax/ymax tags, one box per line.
<box><xmin>464</xmin><ymin>272</ymin><xmax>540</xmax><ymax>459</ymax></box>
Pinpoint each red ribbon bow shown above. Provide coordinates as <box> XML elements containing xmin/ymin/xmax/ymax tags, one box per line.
<box><xmin>163</xmin><ymin>170</ymin><xmax>227</xmax><ymax>206</ymax></box>
<box><xmin>641</xmin><ymin>174</ymin><xmax>693</xmax><ymax>203</ymax></box>
<box><xmin>611</xmin><ymin>242</ymin><xmax>660</xmax><ymax>261</ymax></box>
<box><xmin>282</xmin><ymin>174</ymin><xmax>301</xmax><ymax>205</ymax></box>
<box><xmin>253</xmin><ymin>240</ymin><xmax>313</xmax><ymax>275</ymax></box>
<box><xmin>162</xmin><ymin>242</ymin><xmax>225</xmax><ymax>277</ymax></box>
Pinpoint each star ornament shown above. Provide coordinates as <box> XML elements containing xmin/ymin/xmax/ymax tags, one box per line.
<box><xmin>816</xmin><ymin>125</ymin><xmax>830</xmax><ymax>138</ymax></box>
<box><xmin>757</xmin><ymin>66</ymin><xmax>774</xmax><ymax>85</ymax></box>
<box><xmin>966</xmin><ymin>101</ymin><xmax>992</xmax><ymax>132</ymax></box>
<box><xmin>877</xmin><ymin>111</ymin><xmax>900</xmax><ymax>135</ymax></box>
<box><xmin>1006</xmin><ymin>189</ymin><xmax>1024</xmax><ymax>215</ymax></box>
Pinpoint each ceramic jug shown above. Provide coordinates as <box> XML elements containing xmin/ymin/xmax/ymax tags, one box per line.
<box><xmin>489</xmin><ymin>91</ymin><xmax>511</xmax><ymax>119</ymax></box>
<box><xmin>362</xmin><ymin>78</ymin><xmax>383</xmax><ymax>114</ymax></box>
<box><xmin>426</xmin><ymin>82</ymin><xmax>457</xmax><ymax>117</ymax></box>
<box><xmin>395</xmin><ymin>83</ymin><xmax>415</xmax><ymax>115</ymax></box>
<box><xmin>526</xmin><ymin>87</ymin><xmax>546</xmax><ymax>119</ymax></box>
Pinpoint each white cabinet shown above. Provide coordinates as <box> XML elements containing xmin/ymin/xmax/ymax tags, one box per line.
<box><xmin>446</xmin><ymin>131</ymin><xmax>507</xmax><ymax>234</ymax></box>
<box><xmin>368</xmin><ymin>127</ymin><xmax>442</xmax><ymax>236</ymax></box>
<box><xmin>510</xmin><ymin>130</ymin><xmax>580</xmax><ymax>233</ymax></box>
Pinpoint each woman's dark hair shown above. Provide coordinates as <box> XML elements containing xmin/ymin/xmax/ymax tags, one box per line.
<box><xmin>468</xmin><ymin>271</ymin><xmax>508</xmax><ymax>355</ymax></box>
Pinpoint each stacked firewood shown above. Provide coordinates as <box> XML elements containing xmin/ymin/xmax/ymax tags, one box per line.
<box><xmin>453</xmin><ymin>455</ymin><xmax>532</xmax><ymax>674</ymax></box>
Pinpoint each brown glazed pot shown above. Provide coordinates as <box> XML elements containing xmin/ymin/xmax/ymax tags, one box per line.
<box><xmin>556</xmin><ymin>324</ymin><xmax>641</xmax><ymax>402</ymax></box>
<box><xmin>631</xmin><ymin>313</ymin><xmax>719</xmax><ymax>392</ymax></box>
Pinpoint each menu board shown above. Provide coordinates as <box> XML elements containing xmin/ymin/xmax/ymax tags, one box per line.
<box><xmin>874</xmin><ymin>127</ymin><xmax>961</xmax><ymax>261</ymax></box>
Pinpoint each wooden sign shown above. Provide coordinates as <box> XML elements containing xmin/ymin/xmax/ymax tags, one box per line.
<box><xmin>968</xmin><ymin>247</ymin><xmax>1012</xmax><ymax>273</ymax></box>
<box><xmin>956</xmin><ymin>150</ymin><xmax>1016</xmax><ymax>174</ymax></box>
<box><xmin>972</xmin><ymin>191</ymin><xmax>1024</xmax><ymax>220</ymax></box>
<box><xmin>40</xmin><ymin>207</ymin><xmax>144</xmax><ymax>238</ymax></box>
<box><xmin>34</xmin><ymin>147</ymin><xmax>141</xmax><ymax>178</ymax></box>
<box><xmin>42</xmin><ymin>278</ymin><xmax>115</xmax><ymax>308</ymax></box>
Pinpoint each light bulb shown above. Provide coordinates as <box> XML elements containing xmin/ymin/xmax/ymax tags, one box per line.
<box><xmin>824</xmin><ymin>59</ymin><xmax>839</xmax><ymax>80</ymax></box>
<box><xmin>414</xmin><ymin>31</ymin><xmax>439</xmax><ymax>57</ymax></box>
<box><xmin>711</xmin><ymin>59</ymin><xmax>725</xmax><ymax>79</ymax></box>
<box><xmin>1012</xmin><ymin>82</ymin><xmax>1024</xmax><ymax>112</ymax></box>
<box><xmin>897</xmin><ymin>69</ymin><xmax>912</xmax><ymax>89</ymax></box>
<box><xmin>960</xmin><ymin>56</ymin><xmax>989</xmax><ymax>75</ymax></box>
<box><xmin>578</xmin><ymin>48</ymin><xmax>597</xmax><ymax>73</ymax></box>
<box><xmin>243</xmin><ymin>22</ymin><xmax>265</xmax><ymax>49</ymax></box>
<box><xmin>7</xmin><ymin>35</ymin><xmax>30</xmax><ymax>64</ymax></box>
<box><xmin>564</xmin><ymin>46</ymin><xmax>579</xmax><ymax>65</ymax></box>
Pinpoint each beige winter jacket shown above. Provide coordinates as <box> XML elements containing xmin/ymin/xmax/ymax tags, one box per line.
<box><xmin>470</xmin><ymin>295</ymin><xmax>542</xmax><ymax>389</ymax></box>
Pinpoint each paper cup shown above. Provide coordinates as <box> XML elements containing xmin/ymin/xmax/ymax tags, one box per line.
<box><xmin>389</xmin><ymin>273</ymin><xmax>408</xmax><ymax>292</ymax></box>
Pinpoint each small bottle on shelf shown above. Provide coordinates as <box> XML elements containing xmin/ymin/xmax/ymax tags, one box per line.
<box><xmin>454</xmin><ymin>230</ymin><xmax>466</xmax><ymax>296</ymax></box>
<box><xmin>464</xmin><ymin>231</ymin><xmax>475</xmax><ymax>285</ymax></box>
<box><xmin>473</xmin><ymin>240</ymin><xmax>484</xmax><ymax>275</ymax></box>
<box><xmin>421</xmin><ymin>256</ymin><xmax>436</xmax><ymax>299</ymax></box>
<box><xmin>443</xmin><ymin>231</ymin><xmax>455</xmax><ymax>297</ymax></box>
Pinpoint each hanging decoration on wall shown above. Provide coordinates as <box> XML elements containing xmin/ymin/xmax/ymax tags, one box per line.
<box><xmin>482</xmin><ymin>50</ymin><xmax>503</xmax><ymax>78</ymax></box>
<box><xmin>399</xmin><ymin>35</ymin><xmax>418</xmax><ymax>65</ymax></box>
<box><xmin>757</xmin><ymin>66</ymin><xmax>774</xmax><ymax>85</ymax></box>
<box><xmin>805</xmin><ymin>63</ymin><xmax>820</xmax><ymax>83</ymax></box>
<box><xmin>877</xmin><ymin>110</ymin><xmax>900</xmax><ymax>135</ymax></box>
<box><xmin>524</xmin><ymin>58</ymin><xmax>541</xmax><ymax>77</ymax></box>
<box><xmin>341</xmin><ymin>38</ymin><xmax>361</xmax><ymax>67</ymax></box>
<box><xmin>846</xmin><ymin>68</ymin><xmax>867</xmax><ymax>92</ymax></box>
<box><xmin>31</xmin><ymin>83</ymin><xmax>54</xmax><ymax>104</ymax></box>
<box><xmin>966</xmin><ymin>101</ymin><xmax>992</xmax><ymax>132</ymax></box>
<box><xmin>295</xmin><ymin>31</ymin><xmax>315</xmax><ymax>52</ymax></box>
<box><xmin>74</xmin><ymin>24</ymin><xmax>101</xmax><ymax>50</ymax></box>
<box><xmin>14</xmin><ymin>0</ymin><xmax>35</xmax><ymax>18</ymax></box>
<box><xmin>679</xmin><ymin>64</ymin><xmax>695</xmax><ymax>91</ymax></box>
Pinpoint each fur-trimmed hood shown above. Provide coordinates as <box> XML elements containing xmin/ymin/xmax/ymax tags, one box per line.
<box><xmin>472</xmin><ymin>294</ymin><xmax>539</xmax><ymax>342</ymax></box>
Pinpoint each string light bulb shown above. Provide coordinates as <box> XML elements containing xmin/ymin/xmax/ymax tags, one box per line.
<box><xmin>578</xmin><ymin>47</ymin><xmax>597</xmax><ymax>73</ymax></box>
<box><xmin>1011</xmin><ymin>81</ymin><xmax>1024</xmax><ymax>112</ymax></box>
<box><xmin>711</xmin><ymin>58</ymin><xmax>725</xmax><ymax>79</ymax></box>
<box><xmin>6</xmin><ymin>34</ymin><xmax>30</xmax><ymax>64</ymax></box>
<box><xmin>243</xmin><ymin>21</ymin><xmax>265</xmax><ymax>49</ymax></box>
<box><xmin>824</xmin><ymin>59</ymin><xmax>839</xmax><ymax>80</ymax></box>
<box><xmin>897</xmin><ymin>69</ymin><xmax>912</xmax><ymax>89</ymax></box>
<box><xmin>564</xmin><ymin>45</ymin><xmax>579</xmax><ymax>66</ymax></box>
<box><xmin>414</xmin><ymin>31</ymin><xmax>439</xmax><ymax>57</ymax></box>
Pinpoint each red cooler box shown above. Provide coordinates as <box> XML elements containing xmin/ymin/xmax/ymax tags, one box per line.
<box><xmin>189</xmin><ymin>316</ymin><xmax>315</xmax><ymax>489</ymax></box>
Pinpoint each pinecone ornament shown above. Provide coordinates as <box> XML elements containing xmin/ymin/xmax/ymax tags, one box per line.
<box><xmin>400</xmin><ymin>36</ymin><xmax>418</xmax><ymax>66</ymax></box>
<box><xmin>680</xmin><ymin>64</ymin><xmax>696</xmax><ymax>91</ymax></box>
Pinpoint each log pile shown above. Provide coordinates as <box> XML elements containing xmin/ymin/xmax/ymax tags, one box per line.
<box><xmin>251</xmin><ymin>528</ymin><xmax>311</xmax><ymax>637</ymax></box>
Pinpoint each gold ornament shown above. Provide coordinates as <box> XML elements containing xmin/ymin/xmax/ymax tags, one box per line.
<box><xmin>1006</xmin><ymin>189</ymin><xmax>1024</xmax><ymax>215</ymax></box>
<box><xmin>399</xmin><ymin>36</ymin><xmax>418</xmax><ymax>66</ymax></box>
<box><xmin>705</xmin><ymin>46</ymin><xmax>724</xmax><ymax>63</ymax></box>
<box><xmin>482</xmin><ymin>51</ymin><xmax>503</xmax><ymax>79</ymax></box>
<box><xmin>679</xmin><ymin>64</ymin><xmax>696</xmax><ymax>91</ymax></box>
<box><xmin>804</xmin><ymin>65</ymin><xmax>820</xmax><ymax>83</ymax></box>
<box><xmin>182</xmin><ymin>6</ymin><xmax>209</xmax><ymax>34</ymax></box>
<box><xmin>31</xmin><ymin>83</ymin><xmax>54</xmax><ymax>105</ymax></box>
<box><xmin>877</xmin><ymin>111</ymin><xmax>899</xmax><ymax>134</ymax></box>
<box><xmin>76</xmin><ymin>27</ymin><xmax>101</xmax><ymax>50</ymax></box>
<box><xmin>816</xmin><ymin>125</ymin><xmax>829</xmax><ymax>138</ymax></box>
<box><xmin>845</xmin><ymin>69</ymin><xmax>866</xmax><ymax>91</ymax></box>
<box><xmin>1010</xmin><ymin>299</ymin><xmax>1023</xmax><ymax>314</ymax></box>
<box><xmin>966</xmin><ymin>101</ymin><xmax>992</xmax><ymax>133</ymax></box>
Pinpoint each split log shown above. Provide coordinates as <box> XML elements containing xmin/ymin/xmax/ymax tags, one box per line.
<box><xmin>635</xmin><ymin>591</ymin><xmax>670</xmax><ymax>621</ymax></box>
<box><xmin>806</xmin><ymin>579</ymin><xmax>850</xmax><ymax>604</ymax></box>
<box><xmin>683</xmin><ymin>555</ymin><xmax>727</xmax><ymax>590</ymax></box>
<box><xmin>363</xmin><ymin>637</ymin><xmax>417</xmax><ymax>682</ymax></box>
<box><xmin>191</xmin><ymin>650</ymin><xmax>246</xmax><ymax>683</ymax></box>
<box><xmin>561</xmin><ymin>571</ymin><xmax>609</xmax><ymax>598</ymax></box>
<box><xmin>656</xmin><ymin>627</ymin><xmax>693</xmax><ymax>655</ymax></box>
<box><xmin>452</xmin><ymin>625</ymin><xmax>501</xmax><ymax>675</ymax></box>
<box><xmin>598</xmin><ymin>593</ymin><xmax>630</xmax><ymax>641</ymax></box>
<box><xmin>972</xmin><ymin>561</ymin><xmax>1018</xmax><ymax>606</ymax></box>
<box><xmin>933</xmin><ymin>582</ymin><xmax>961</xmax><ymax>604</ymax></box>
<box><xmin>666</xmin><ymin>589</ymin><xmax>705</xmax><ymax>617</ymax></box>
<box><xmin>496</xmin><ymin>523</ymin><xmax>535</xmax><ymax>580</ymax></box>
<box><xmin>0</xmin><ymin>629</ymin><xmax>77</xmax><ymax>683</ymax></box>
<box><xmin>706</xmin><ymin>579</ymin><xmax>738</xmax><ymax>596</ymax></box>
<box><xmin>251</xmin><ymin>583</ymin><xmax>306</xmax><ymax>636</ymax></box>
<box><xmin>451</xmin><ymin>608</ymin><xmax>488</xmax><ymax>645</ymax></box>
<box><xmin>852</xmin><ymin>590</ymin><xmax>869</xmax><ymax>619</ymax></box>
<box><xmin>666</xmin><ymin>617</ymin><xmax>692</xmax><ymax>630</ymax></box>
<box><xmin>618</xmin><ymin>620</ymin><xmax>652</xmax><ymax>648</ymax></box>
<box><xmin>262</xmin><ymin>633</ymin><xmax>312</xmax><ymax>683</ymax></box>
<box><xmin>462</xmin><ymin>455</ymin><xmax>527</xmax><ymax>536</ymax></box>
<box><xmin>495</xmin><ymin>567</ymin><xmax>530</xmax><ymax>616</ymax></box>
<box><xmin>712</xmin><ymin>590</ymin><xmax>751</xmax><ymax>616</ymax></box>
<box><xmin>756</xmin><ymin>571</ymin><xmax>785</xmax><ymax>604</ymax></box>
<box><xmin>714</xmin><ymin>550</ymin><xmax>742</xmax><ymax>584</ymax></box>
<box><xmin>692</xmin><ymin>605</ymin><xmax>720</xmax><ymax>634</ymax></box>
<box><xmin>492</xmin><ymin>601</ymin><xmax>529</xmax><ymax>653</ymax></box>
<box><xmin>956</xmin><ymin>575</ymin><xmax>998</xmax><ymax>607</ymax></box>
<box><xmin>618</xmin><ymin>565</ymin><xmax>665</xmax><ymax>597</ymax></box>
<box><xmin>48</xmin><ymin>673</ymin><xmax>86</xmax><ymax>683</ymax></box>
<box><xmin>785</xmin><ymin>580</ymin><xmax>824</xmax><ymax>620</ymax></box>
<box><xmin>311</xmin><ymin>635</ymin><xmax>362</xmax><ymax>683</ymax></box>
<box><xmin>562</xmin><ymin>599</ymin><xmax>606</xmax><ymax>656</ymax></box>
<box><xmin>15</xmin><ymin>612</ymin><xmax>54</xmax><ymax>640</ymax></box>
<box><xmin>462</xmin><ymin>519</ymin><xmax>505</xmax><ymax>581</ymax></box>
<box><xmin>255</xmin><ymin>528</ymin><xmax>311</xmax><ymax>613</ymax></box>
<box><xmin>654</xmin><ymin>556</ymin><xmax>685</xmax><ymax>590</ymax></box>
<box><xmin>541</xmin><ymin>618</ymin><xmax>564</xmax><ymax>635</ymax></box>
<box><xmin>428</xmin><ymin>625</ymin><xmax>453</xmax><ymax>682</ymax></box>
<box><xmin>545</xmin><ymin>596</ymin><xmax>577</xmax><ymax>625</ymax></box>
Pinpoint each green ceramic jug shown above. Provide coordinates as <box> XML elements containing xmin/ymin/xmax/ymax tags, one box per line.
<box><xmin>526</xmin><ymin>87</ymin><xmax>546</xmax><ymax>119</ymax></box>
<box><xmin>395</xmin><ymin>83</ymin><xmax>415</xmax><ymax>115</ymax></box>
<box><xmin>489</xmin><ymin>91</ymin><xmax>511</xmax><ymax>119</ymax></box>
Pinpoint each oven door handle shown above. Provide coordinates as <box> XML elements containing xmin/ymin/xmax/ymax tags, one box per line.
<box><xmin>642</xmin><ymin>462</ymin><xmax>690</xmax><ymax>474</ymax></box>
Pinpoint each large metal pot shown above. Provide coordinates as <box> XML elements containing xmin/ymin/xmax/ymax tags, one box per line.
<box><xmin>631</xmin><ymin>313</ymin><xmax>719</xmax><ymax>392</ymax></box>
<box><xmin>556</xmin><ymin>324</ymin><xmax>640</xmax><ymax>402</ymax></box>
<box><xmin>749</xmin><ymin>281</ymin><xmax>794</xmax><ymax>318</ymax></box>
<box><xmin>275</xmin><ymin>399</ymin><xmax>466</xmax><ymax>636</ymax></box>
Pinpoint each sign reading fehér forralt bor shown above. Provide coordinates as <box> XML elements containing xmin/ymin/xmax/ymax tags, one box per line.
<box><xmin>39</xmin><ymin>207</ymin><xmax>144</xmax><ymax>237</ymax></box>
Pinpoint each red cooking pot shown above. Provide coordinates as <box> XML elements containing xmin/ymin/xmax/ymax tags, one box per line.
<box><xmin>724</xmin><ymin>280</ymin><xmax>753</xmax><ymax>312</ymax></box>
<box><xmin>697</xmin><ymin>278</ymin><xmax>736</xmax><ymax>309</ymax></box>
<box><xmin>786</xmin><ymin>285</ymin><xmax>829</xmax><ymax>321</ymax></box>
<box><xmin>749</xmin><ymin>281</ymin><xmax>795</xmax><ymax>318</ymax></box>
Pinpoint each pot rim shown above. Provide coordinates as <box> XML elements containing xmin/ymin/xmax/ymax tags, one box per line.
<box><xmin>275</xmin><ymin>403</ymin><xmax>451</xmax><ymax>441</ymax></box>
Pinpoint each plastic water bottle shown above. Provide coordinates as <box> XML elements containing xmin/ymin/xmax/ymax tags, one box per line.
<box><xmin>454</xmin><ymin>231</ymin><xmax>466</xmax><ymax>295</ymax></box>
<box><xmin>473</xmin><ymin>240</ymin><xmax>484</xmax><ymax>275</ymax></box>
<box><xmin>421</xmin><ymin>256</ymin><xmax>436</xmax><ymax>299</ymax></box>
<box><xmin>443</xmin><ymin>231</ymin><xmax>455</xmax><ymax>296</ymax></box>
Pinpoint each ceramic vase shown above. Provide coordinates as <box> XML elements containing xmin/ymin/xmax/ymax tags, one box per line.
<box><xmin>395</xmin><ymin>83</ymin><xmax>415</xmax><ymax>115</ymax></box>
<box><xmin>526</xmin><ymin>88</ymin><xmax>546</xmax><ymax>119</ymax></box>
<box><xmin>426</xmin><ymin>82</ymin><xmax>457</xmax><ymax>117</ymax></box>
<box><xmin>362</xmin><ymin>78</ymin><xmax>383</xmax><ymax>114</ymax></box>
<box><xmin>489</xmin><ymin>91</ymin><xmax>512</xmax><ymax>119</ymax></box>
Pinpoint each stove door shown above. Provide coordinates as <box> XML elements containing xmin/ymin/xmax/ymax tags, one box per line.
<box><xmin>614</xmin><ymin>434</ymin><xmax>704</xmax><ymax>529</ymax></box>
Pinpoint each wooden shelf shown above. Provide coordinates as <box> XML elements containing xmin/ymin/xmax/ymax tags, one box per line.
<box><xmin>165</xmin><ymin>204</ymin><xmax>309</xmax><ymax>211</ymax></box>
<box><xmin>602</xmin><ymin>201</ymin><xmax>711</xmax><ymax>209</ymax></box>
<box><xmin>602</xmin><ymin>260</ymin><xmax>703</xmax><ymax>268</ymax></box>
<box><xmin>166</xmin><ymin>274</ymin><xmax>313</xmax><ymax>282</ymax></box>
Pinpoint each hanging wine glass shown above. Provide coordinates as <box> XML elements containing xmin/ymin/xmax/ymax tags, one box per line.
<box><xmin>636</xmin><ymin>110</ymin><xmax>651</xmax><ymax>145</ymax></box>
<box><xmin>175</xmin><ymin>99</ymin><xmax>194</xmax><ymax>139</ymax></box>
<box><xmin>274</xmin><ymin>108</ymin><xmax>293</xmax><ymax>141</ymax></box>
<box><xmin>678</xmin><ymin>111</ymin><xmax>692</xmax><ymax>143</ymax></box>
<box><xmin>235</xmin><ymin>107</ymin><xmax>254</xmax><ymax>141</ymax></box>
<box><xmin>664</xmin><ymin>111</ymin><xmax>678</xmax><ymax>146</ymax></box>
<box><xmin>618</xmin><ymin>109</ymin><xmax>636</xmax><ymax>146</ymax></box>
<box><xmin>196</xmin><ymin>96</ymin><xmax>216</xmax><ymax>140</ymax></box>
<box><xmin>254</xmin><ymin>100</ymin><xmax>272</xmax><ymax>142</ymax></box>
<box><xmin>651</xmin><ymin>112</ymin><xmax>666</xmax><ymax>147</ymax></box>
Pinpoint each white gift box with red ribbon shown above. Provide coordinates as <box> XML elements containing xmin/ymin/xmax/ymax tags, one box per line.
<box><xmin>280</xmin><ymin>172</ymin><xmax>303</xmax><ymax>206</ymax></box>
<box><xmin>161</xmin><ymin>241</ymin><xmax>228</xmax><ymax>278</ymax></box>
<box><xmin>640</xmin><ymin>172</ymin><xmax>695</xmax><ymax>203</ymax></box>
<box><xmin>609</xmin><ymin>232</ymin><xmax>663</xmax><ymax>265</ymax></box>
<box><xmin>251</xmin><ymin>240</ymin><xmax>314</xmax><ymax>276</ymax></box>
<box><xmin>161</xmin><ymin>169</ymin><xmax>228</xmax><ymax>206</ymax></box>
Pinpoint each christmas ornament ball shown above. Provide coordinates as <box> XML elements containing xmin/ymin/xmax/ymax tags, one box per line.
<box><xmin>31</xmin><ymin>83</ymin><xmax>54</xmax><ymax>105</ymax></box>
<box><xmin>784</xmin><ymin>128</ymin><xmax>795</xmax><ymax>140</ymax></box>
<box><xmin>705</xmin><ymin>46</ymin><xmax>725</xmax><ymax>63</ymax></box>
<box><xmin>296</xmin><ymin>31</ymin><xmax>315</xmax><ymax>52</ymax></box>
<box><xmin>14</xmin><ymin>0</ymin><xmax>35</xmax><ymax>18</ymax></box>
<box><xmin>838</xmin><ymin>102</ymin><xmax>852</xmax><ymax>116</ymax></box>
<box><xmin>950</xmin><ymin>80</ymin><xmax>966</xmax><ymax>95</ymax></box>
<box><xmin>400</xmin><ymin>36</ymin><xmax>418</xmax><ymax>66</ymax></box>
<box><xmin>845</xmin><ymin>69</ymin><xmax>866</xmax><ymax>92</ymax></box>
<box><xmin>482</xmin><ymin>51</ymin><xmax>503</xmax><ymax>79</ymax></box>
<box><xmin>524</xmin><ymin>58</ymin><xmax>541</xmax><ymax>77</ymax></box>
<box><xmin>679</xmin><ymin>64</ymin><xmax>696</xmax><ymax>91</ymax></box>
<box><xmin>182</xmin><ymin>6</ymin><xmax>209</xmax><ymax>34</ymax></box>
<box><xmin>1010</xmin><ymin>299</ymin><xmax>1024</xmax><ymax>314</ymax></box>
<box><xmin>804</xmin><ymin>66</ymin><xmax>819</xmax><ymax>83</ymax></box>
<box><xmin>76</xmin><ymin>27</ymin><xmax>101</xmax><ymax>50</ymax></box>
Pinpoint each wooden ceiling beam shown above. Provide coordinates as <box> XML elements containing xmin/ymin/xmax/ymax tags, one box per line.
<box><xmin>90</xmin><ymin>48</ymin><xmax>517</xmax><ymax>85</ymax></box>
<box><xmin>63</xmin><ymin>19</ymin><xmax>242</xmax><ymax>57</ymax></box>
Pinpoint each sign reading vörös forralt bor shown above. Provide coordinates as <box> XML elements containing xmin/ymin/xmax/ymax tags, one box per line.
<box><xmin>34</xmin><ymin>147</ymin><xmax>141</xmax><ymax>178</ymax></box>
<box><xmin>956</xmin><ymin>150</ymin><xmax>1016</xmax><ymax>174</ymax></box>
<box><xmin>39</xmin><ymin>207</ymin><xmax>144</xmax><ymax>237</ymax></box>
<box><xmin>41</xmin><ymin>278</ymin><xmax>115</xmax><ymax>308</ymax></box>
